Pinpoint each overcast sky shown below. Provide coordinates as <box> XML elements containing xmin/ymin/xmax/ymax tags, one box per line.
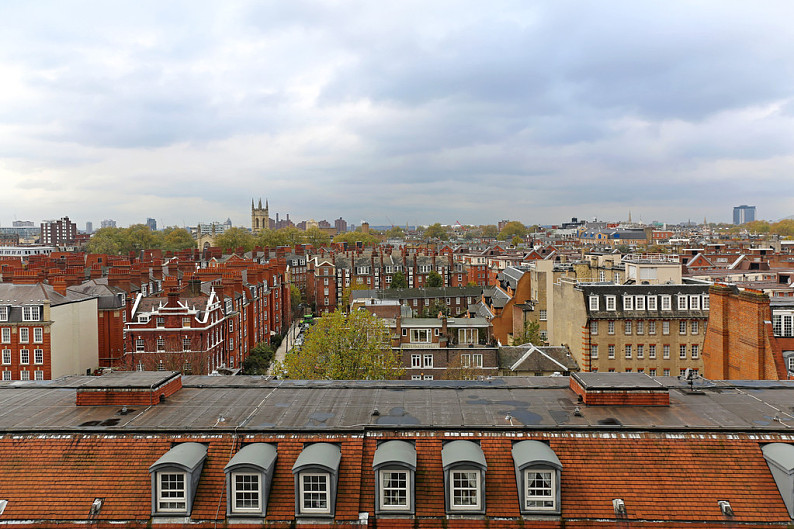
<box><xmin>1</xmin><ymin>1</ymin><xmax>793</xmax><ymax>230</ymax></box>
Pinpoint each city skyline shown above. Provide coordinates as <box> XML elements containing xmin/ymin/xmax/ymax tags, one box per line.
<box><xmin>1</xmin><ymin>1</ymin><xmax>793</xmax><ymax>228</ymax></box>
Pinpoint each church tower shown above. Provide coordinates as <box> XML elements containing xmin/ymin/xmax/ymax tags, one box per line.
<box><xmin>251</xmin><ymin>198</ymin><xmax>269</xmax><ymax>234</ymax></box>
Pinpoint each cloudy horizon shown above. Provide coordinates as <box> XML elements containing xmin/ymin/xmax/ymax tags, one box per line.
<box><xmin>1</xmin><ymin>1</ymin><xmax>793</xmax><ymax>230</ymax></box>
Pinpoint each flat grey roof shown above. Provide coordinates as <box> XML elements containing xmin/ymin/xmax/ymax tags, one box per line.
<box><xmin>1</xmin><ymin>374</ymin><xmax>794</xmax><ymax>433</ymax></box>
<box><xmin>76</xmin><ymin>371</ymin><xmax>179</xmax><ymax>389</ymax></box>
<box><xmin>572</xmin><ymin>372</ymin><xmax>667</xmax><ymax>391</ymax></box>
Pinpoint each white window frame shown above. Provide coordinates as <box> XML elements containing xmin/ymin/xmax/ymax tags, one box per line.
<box><xmin>590</xmin><ymin>345</ymin><xmax>598</xmax><ymax>359</ymax></box>
<box><xmin>19</xmin><ymin>328</ymin><xmax>28</xmax><ymax>343</ymax></box>
<box><xmin>589</xmin><ymin>296</ymin><xmax>599</xmax><ymax>311</ymax></box>
<box><xmin>33</xmin><ymin>327</ymin><xmax>43</xmax><ymax>343</ymax></box>
<box><xmin>677</xmin><ymin>295</ymin><xmax>688</xmax><ymax>310</ymax></box>
<box><xmin>590</xmin><ymin>321</ymin><xmax>598</xmax><ymax>335</ymax></box>
<box><xmin>299</xmin><ymin>472</ymin><xmax>331</xmax><ymax>514</ymax></box>
<box><xmin>231</xmin><ymin>472</ymin><xmax>261</xmax><ymax>514</ymax></box>
<box><xmin>1</xmin><ymin>349</ymin><xmax>10</xmax><ymax>365</ymax></box>
<box><xmin>647</xmin><ymin>296</ymin><xmax>657</xmax><ymax>310</ymax></box>
<box><xmin>661</xmin><ymin>296</ymin><xmax>671</xmax><ymax>311</ymax></box>
<box><xmin>623</xmin><ymin>296</ymin><xmax>633</xmax><ymax>311</ymax></box>
<box><xmin>649</xmin><ymin>344</ymin><xmax>656</xmax><ymax>359</ymax></box>
<box><xmin>449</xmin><ymin>470</ymin><xmax>481</xmax><ymax>511</ymax></box>
<box><xmin>605</xmin><ymin>296</ymin><xmax>616</xmax><ymax>311</ymax></box>
<box><xmin>156</xmin><ymin>471</ymin><xmax>187</xmax><ymax>513</ymax></box>
<box><xmin>648</xmin><ymin>321</ymin><xmax>656</xmax><ymax>335</ymax></box>
<box><xmin>0</xmin><ymin>307</ymin><xmax>7</xmax><ymax>321</ymax></box>
<box><xmin>379</xmin><ymin>470</ymin><xmax>410</xmax><ymax>511</ymax></box>
<box><xmin>524</xmin><ymin>469</ymin><xmax>556</xmax><ymax>511</ymax></box>
<box><xmin>608</xmin><ymin>321</ymin><xmax>614</xmax><ymax>335</ymax></box>
<box><xmin>624</xmin><ymin>321</ymin><xmax>632</xmax><ymax>335</ymax></box>
<box><xmin>411</xmin><ymin>354</ymin><xmax>421</xmax><ymax>368</ymax></box>
<box><xmin>410</xmin><ymin>329</ymin><xmax>431</xmax><ymax>343</ymax></box>
<box><xmin>635</xmin><ymin>296</ymin><xmax>645</xmax><ymax>311</ymax></box>
<box><xmin>22</xmin><ymin>306</ymin><xmax>40</xmax><ymax>322</ymax></box>
<box><xmin>472</xmin><ymin>354</ymin><xmax>483</xmax><ymax>368</ymax></box>
<box><xmin>20</xmin><ymin>349</ymin><xmax>29</xmax><ymax>365</ymax></box>
<box><xmin>692</xmin><ymin>344</ymin><xmax>699</xmax><ymax>359</ymax></box>
<box><xmin>690</xmin><ymin>295</ymin><xmax>700</xmax><ymax>310</ymax></box>
<box><xmin>691</xmin><ymin>321</ymin><xmax>699</xmax><ymax>334</ymax></box>
<box><xmin>0</xmin><ymin>328</ymin><xmax>9</xmax><ymax>344</ymax></box>
<box><xmin>539</xmin><ymin>310</ymin><xmax>547</xmax><ymax>321</ymax></box>
<box><xmin>34</xmin><ymin>349</ymin><xmax>43</xmax><ymax>364</ymax></box>
<box><xmin>423</xmin><ymin>354</ymin><xmax>433</xmax><ymax>368</ymax></box>
<box><xmin>608</xmin><ymin>345</ymin><xmax>615</xmax><ymax>359</ymax></box>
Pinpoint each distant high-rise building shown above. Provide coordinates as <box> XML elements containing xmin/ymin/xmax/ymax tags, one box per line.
<box><xmin>41</xmin><ymin>216</ymin><xmax>77</xmax><ymax>246</ymax></box>
<box><xmin>733</xmin><ymin>205</ymin><xmax>756</xmax><ymax>225</ymax></box>
<box><xmin>101</xmin><ymin>219</ymin><xmax>117</xmax><ymax>229</ymax></box>
<box><xmin>334</xmin><ymin>217</ymin><xmax>347</xmax><ymax>233</ymax></box>
<box><xmin>146</xmin><ymin>218</ymin><xmax>157</xmax><ymax>231</ymax></box>
<box><xmin>85</xmin><ymin>222</ymin><xmax>93</xmax><ymax>234</ymax></box>
<box><xmin>12</xmin><ymin>220</ymin><xmax>34</xmax><ymax>228</ymax></box>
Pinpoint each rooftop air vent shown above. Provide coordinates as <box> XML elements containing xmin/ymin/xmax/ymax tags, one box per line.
<box><xmin>718</xmin><ymin>500</ymin><xmax>733</xmax><ymax>516</ymax></box>
<box><xmin>89</xmin><ymin>498</ymin><xmax>103</xmax><ymax>515</ymax></box>
<box><xmin>612</xmin><ymin>498</ymin><xmax>626</xmax><ymax>516</ymax></box>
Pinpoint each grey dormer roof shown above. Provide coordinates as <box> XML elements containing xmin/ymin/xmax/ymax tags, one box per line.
<box><xmin>372</xmin><ymin>440</ymin><xmax>416</xmax><ymax>471</ymax></box>
<box><xmin>511</xmin><ymin>440</ymin><xmax>562</xmax><ymax>471</ymax></box>
<box><xmin>225</xmin><ymin>443</ymin><xmax>277</xmax><ymax>473</ymax></box>
<box><xmin>292</xmin><ymin>443</ymin><xmax>341</xmax><ymax>473</ymax></box>
<box><xmin>441</xmin><ymin>440</ymin><xmax>486</xmax><ymax>470</ymax></box>
<box><xmin>149</xmin><ymin>442</ymin><xmax>208</xmax><ymax>473</ymax></box>
<box><xmin>762</xmin><ymin>443</ymin><xmax>794</xmax><ymax>518</ymax></box>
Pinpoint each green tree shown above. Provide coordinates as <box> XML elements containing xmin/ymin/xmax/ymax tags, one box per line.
<box><xmin>423</xmin><ymin>223</ymin><xmax>449</xmax><ymax>240</ymax></box>
<box><xmin>744</xmin><ymin>220</ymin><xmax>771</xmax><ymax>234</ymax></box>
<box><xmin>390</xmin><ymin>271</ymin><xmax>408</xmax><ymax>289</ymax></box>
<box><xmin>275</xmin><ymin>310</ymin><xmax>403</xmax><ymax>380</ymax></box>
<box><xmin>426</xmin><ymin>270</ymin><xmax>443</xmax><ymax>287</ymax></box>
<box><xmin>305</xmin><ymin>227</ymin><xmax>331</xmax><ymax>247</ymax></box>
<box><xmin>385</xmin><ymin>226</ymin><xmax>405</xmax><ymax>239</ymax></box>
<box><xmin>256</xmin><ymin>229</ymin><xmax>287</xmax><ymax>248</ymax></box>
<box><xmin>333</xmin><ymin>231</ymin><xmax>380</xmax><ymax>246</ymax></box>
<box><xmin>481</xmin><ymin>225</ymin><xmax>498</xmax><ymax>238</ymax></box>
<box><xmin>771</xmin><ymin>219</ymin><xmax>794</xmax><ymax>237</ymax></box>
<box><xmin>290</xmin><ymin>284</ymin><xmax>302</xmax><ymax>306</ymax></box>
<box><xmin>126</xmin><ymin>224</ymin><xmax>161</xmax><ymax>252</ymax></box>
<box><xmin>162</xmin><ymin>227</ymin><xmax>196</xmax><ymax>251</ymax></box>
<box><xmin>280</xmin><ymin>227</ymin><xmax>306</xmax><ymax>246</ymax></box>
<box><xmin>497</xmin><ymin>221</ymin><xmax>528</xmax><ymax>241</ymax></box>
<box><xmin>512</xmin><ymin>320</ymin><xmax>544</xmax><ymax>345</ymax></box>
<box><xmin>214</xmin><ymin>227</ymin><xmax>255</xmax><ymax>253</ymax></box>
<box><xmin>511</xmin><ymin>235</ymin><xmax>523</xmax><ymax>247</ymax></box>
<box><xmin>419</xmin><ymin>299</ymin><xmax>451</xmax><ymax>318</ymax></box>
<box><xmin>86</xmin><ymin>227</ymin><xmax>124</xmax><ymax>254</ymax></box>
<box><xmin>242</xmin><ymin>342</ymin><xmax>275</xmax><ymax>375</ymax></box>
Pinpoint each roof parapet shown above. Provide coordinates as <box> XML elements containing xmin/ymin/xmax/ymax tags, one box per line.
<box><xmin>570</xmin><ymin>372</ymin><xmax>669</xmax><ymax>406</ymax></box>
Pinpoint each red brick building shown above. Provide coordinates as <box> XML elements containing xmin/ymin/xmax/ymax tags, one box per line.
<box><xmin>703</xmin><ymin>284</ymin><xmax>794</xmax><ymax>380</ymax></box>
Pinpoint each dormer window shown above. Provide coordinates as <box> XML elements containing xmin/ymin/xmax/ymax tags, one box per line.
<box><xmin>605</xmin><ymin>296</ymin><xmax>616</xmax><ymax>311</ymax></box>
<box><xmin>373</xmin><ymin>440</ymin><xmax>416</xmax><ymax>514</ymax></box>
<box><xmin>512</xmin><ymin>440</ymin><xmax>562</xmax><ymax>515</ymax></box>
<box><xmin>292</xmin><ymin>443</ymin><xmax>341</xmax><ymax>517</ymax></box>
<box><xmin>442</xmin><ymin>440</ymin><xmax>487</xmax><ymax>514</ymax></box>
<box><xmin>589</xmin><ymin>296</ymin><xmax>599</xmax><ymax>311</ymax></box>
<box><xmin>623</xmin><ymin>296</ymin><xmax>633</xmax><ymax>311</ymax></box>
<box><xmin>225</xmin><ymin>443</ymin><xmax>277</xmax><ymax>517</ymax></box>
<box><xmin>149</xmin><ymin>443</ymin><xmax>208</xmax><ymax>516</ymax></box>
<box><xmin>0</xmin><ymin>307</ymin><xmax>7</xmax><ymax>322</ymax></box>
<box><xmin>762</xmin><ymin>443</ymin><xmax>794</xmax><ymax>518</ymax></box>
<box><xmin>22</xmin><ymin>306</ymin><xmax>40</xmax><ymax>322</ymax></box>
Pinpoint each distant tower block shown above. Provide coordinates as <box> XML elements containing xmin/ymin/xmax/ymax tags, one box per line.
<box><xmin>251</xmin><ymin>198</ymin><xmax>269</xmax><ymax>234</ymax></box>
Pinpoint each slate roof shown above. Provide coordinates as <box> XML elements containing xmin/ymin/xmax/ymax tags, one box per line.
<box><xmin>0</xmin><ymin>375</ymin><xmax>792</xmax><ymax>526</ymax></box>
<box><xmin>351</xmin><ymin>286</ymin><xmax>482</xmax><ymax>301</ymax></box>
<box><xmin>499</xmin><ymin>345</ymin><xmax>579</xmax><ymax>373</ymax></box>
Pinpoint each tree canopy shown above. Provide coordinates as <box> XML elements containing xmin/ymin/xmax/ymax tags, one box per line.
<box><xmin>275</xmin><ymin>310</ymin><xmax>403</xmax><ymax>380</ymax></box>
<box><xmin>214</xmin><ymin>227</ymin><xmax>255</xmax><ymax>253</ymax></box>
<box><xmin>497</xmin><ymin>221</ymin><xmax>528</xmax><ymax>241</ymax></box>
<box><xmin>423</xmin><ymin>223</ymin><xmax>449</xmax><ymax>240</ymax></box>
<box><xmin>512</xmin><ymin>320</ymin><xmax>544</xmax><ymax>346</ymax></box>
<box><xmin>333</xmin><ymin>230</ymin><xmax>380</xmax><ymax>246</ymax></box>
<box><xmin>426</xmin><ymin>270</ymin><xmax>443</xmax><ymax>287</ymax></box>
<box><xmin>86</xmin><ymin>225</ymin><xmax>196</xmax><ymax>254</ymax></box>
<box><xmin>389</xmin><ymin>271</ymin><xmax>408</xmax><ymax>289</ymax></box>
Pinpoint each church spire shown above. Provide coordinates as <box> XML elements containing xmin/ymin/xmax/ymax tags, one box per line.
<box><xmin>258</xmin><ymin>198</ymin><xmax>262</xmax><ymax>209</ymax></box>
